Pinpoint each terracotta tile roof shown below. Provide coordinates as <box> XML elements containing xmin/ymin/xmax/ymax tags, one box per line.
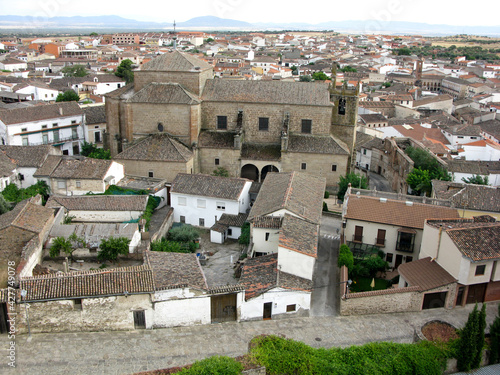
<box><xmin>241</xmin><ymin>143</ymin><xmax>281</xmax><ymax>161</ymax></box>
<box><xmin>217</xmin><ymin>213</ymin><xmax>248</xmax><ymax>227</ymax></box>
<box><xmin>20</xmin><ymin>265</ymin><xmax>154</xmax><ymax>302</ymax></box>
<box><xmin>0</xmin><ymin>102</ymin><xmax>82</xmax><ymax>125</ymax></box>
<box><xmin>279</xmin><ymin>214</ymin><xmax>318</xmax><ymax>257</ymax></box>
<box><xmin>360</xmin><ymin>113</ymin><xmax>388</xmax><ymax>124</ymax></box>
<box><xmin>287</xmin><ymin>134</ymin><xmax>349</xmax><ymax>155</ymax></box>
<box><xmin>202</xmin><ymin>80</ymin><xmax>331</xmax><ymax>106</ymax></box>
<box><xmin>344</xmin><ymin>194</ymin><xmax>460</xmax><ymax>229</ymax></box>
<box><xmin>127</xmin><ymin>83</ymin><xmax>201</xmax><ymax>105</ymax></box>
<box><xmin>0</xmin><ymin>150</ymin><xmax>16</xmax><ymax>177</ymax></box>
<box><xmin>46</xmin><ymin>195</ymin><xmax>148</xmax><ymax>212</ymax></box>
<box><xmin>171</xmin><ymin>173</ymin><xmax>249</xmax><ymax>200</ymax></box>
<box><xmin>198</xmin><ymin>130</ymin><xmax>235</xmax><ymax>148</ymax></box>
<box><xmin>253</xmin><ymin>216</ymin><xmax>282</xmax><ymax>229</ymax></box>
<box><xmin>444</xmin><ymin>221</ymin><xmax>500</xmax><ymax>261</ymax></box>
<box><xmin>239</xmin><ymin>253</ymin><xmax>312</xmax><ymax>300</ymax></box>
<box><xmin>83</xmin><ymin>105</ymin><xmax>106</xmax><ymax>125</ymax></box>
<box><xmin>391</xmin><ymin>124</ymin><xmax>450</xmax><ymax>145</ymax></box>
<box><xmin>398</xmin><ymin>257</ymin><xmax>456</xmax><ymax>291</ymax></box>
<box><xmin>0</xmin><ymin>198</ymin><xmax>54</xmax><ymax>233</ymax></box>
<box><xmin>48</xmin><ymin>157</ymin><xmax>114</xmax><ymax>180</ymax></box>
<box><xmin>0</xmin><ymin>145</ymin><xmax>56</xmax><ymax>168</ymax></box>
<box><xmin>432</xmin><ymin>180</ymin><xmax>500</xmax><ymax>213</ymax></box>
<box><xmin>413</xmin><ymin>94</ymin><xmax>453</xmax><ymax>107</ymax></box>
<box><xmin>248</xmin><ymin>172</ymin><xmax>326</xmax><ymax>225</ymax></box>
<box><xmin>33</xmin><ymin>154</ymin><xmax>62</xmax><ymax>177</ymax></box>
<box><xmin>447</xmin><ymin>160</ymin><xmax>500</xmax><ymax>175</ymax></box>
<box><xmin>145</xmin><ymin>251</ymin><xmax>208</xmax><ymax>291</ymax></box>
<box><xmin>141</xmin><ymin>51</ymin><xmax>213</xmax><ymax>72</ymax></box>
<box><xmin>114</xmin><ymin>134</ymin><xmax>192</xmax><ymax>162</ymax></box>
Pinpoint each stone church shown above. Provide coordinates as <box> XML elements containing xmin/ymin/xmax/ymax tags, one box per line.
<box><xmin>105</xmin><ymin>51</ymin><xmax>359</xmax><ymax>186</ymax></box>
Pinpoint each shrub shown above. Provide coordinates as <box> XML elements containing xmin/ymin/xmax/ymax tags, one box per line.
<box><xmin>168</xmin><ymin>225</ymin><xmax>199</xmax><ymax>243</ymax></box>
<box><xmin>238</xmin><ymin>222</ymin><xmax>250</xmax><ymax>245</ymax></box>
<box><xmin>97</xmin><ymin>237</ymin><xmax>130</xmax><ymax>262</ymax></box>
<box><xmin>151</xmin><ymin>238</ymin><xmax>190</xmax><ymax>253</ymax></box>
<box><xmin>361</xmin><ymin>255</ymin><xmax>388</xmax><ymax>278</ymax></box>
<box><xmin>324</xmin><ymin>191</ymin><xmax>330</xmax><ymax>199</ymax></box>
<box><xmin>338</xmin><ymin>244</ymin><xmax>354</xmax><ymax>271</ymax></box>
<box><xmin>176</xmin><ymin>356</ymin><xmax>243</xmax><ymax>375</ymax></box>
<box><xmin>49</xmin><ymin>236</ymin><xmax>73</xmax><ymax>258</ymax></box>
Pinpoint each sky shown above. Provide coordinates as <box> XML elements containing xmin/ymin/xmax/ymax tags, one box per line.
<box><xmin>1</xmin><ymin>0</ymin><xmax>499</xmax><ymax>27</ymax></box>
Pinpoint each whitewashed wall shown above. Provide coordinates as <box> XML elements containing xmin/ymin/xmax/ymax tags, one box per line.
<box><xmin>240</xmin><ymin>288</ymin><xmax>311</xmax><ymax>321</ymax></box>
<box><xmin>277</xmin><ymin>247</ymin><xmax>315</xmax><ymax>280</ymax></box>
<box><xmin>251</xmin><ymin>226</ymin><xmax>280</xmax><ymax>255</ymax></box>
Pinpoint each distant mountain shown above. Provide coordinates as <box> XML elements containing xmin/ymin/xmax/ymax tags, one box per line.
<box><xmin>0</xmin><ymin>14</ymin><xmax>499</xmax><ymax>36</ymax></box>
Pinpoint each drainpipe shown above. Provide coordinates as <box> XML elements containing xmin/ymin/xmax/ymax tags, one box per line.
<box><xmin>435</xmin><ymin>224</ymin><xmax>443</xmax><ymax>260</ymax></box>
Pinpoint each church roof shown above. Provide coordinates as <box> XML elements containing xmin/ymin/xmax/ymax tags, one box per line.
<box><xmin>114</xmin><ymin>133</ymin><xmax>193</xmax><ymax>162</ymax></box>
<box><xmin>126</xmin><ymin>82</ymin><xmax>200</xmax><ymax>105</ymax></box>
<box><xmin>202</xmin><ymin>80</ymin><xmax>331</xmax><ymax>106</ymax></box>
<box><xmin>140</xmin><ymin>50</ymin><xmax>213</xmax><ymax>72</ymax></box>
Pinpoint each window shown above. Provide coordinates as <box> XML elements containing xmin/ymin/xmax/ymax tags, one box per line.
<box><xmin>376</xmin><ymin>229</ymin><xmax>386</xmax><ymax>246</ymax></box>
<box><xmin>363</xmin><ymin>149</ymin><xmax>367</xmax><ymax>155</ymax></box>
<box><xmin>227</xmin><ymin>228</ymin><xmax>232</xmax><ymax>236</ymax></box>
<box><xmin>57</xmin><ymin>180</ymin><xmax>66</xmax><ymax>189</ymax></box>
<box><xmin>53</xmin><ymin>130</ymin><xmax>59</xmax><ymax>142</ymax></box>
<box><xmin>178</xmin><ymin>197</ymin><xmax>186</xmax><ymax>206</ymax></box>
<box><xmin>354</xmin><ymin>226</ymin><xmax>363</xmax><ymax>242</ymax></box>
<box><xmin>331</xmin><ymin>165</ymin><xmax>337</xmax><ymax>172</ymax></box>
<box><xmin>53</xmin><ymin>123</ymin><xmax>58</xmax><ymax>127</ymax></box>
<box><xmin>197</xmin><ymin>199</ymin><xmax>206</xmax><ymax>208</ymax></box>
<box><xmin>199</xmin><ymin>218</ymin><xmax>205</xmax><ymax>227</ymax></box>
<box><xmin>95</xmin><ymin>131</ymin><xmax>101</xmax><ymax>143</ymax></box>
<box><xmin>470</xmin><ymin>137</ymin><xmax>477</xmax><ymax>140</ymax></box>
<box><xmin>338</xmin><ymin>97</ymin><xmax>346</xmax><ymax>115</ymax></box>
<box><xmin>216</xmin><ymin>202</ymin><xmax>225</xmax><ymax>210</ymax></box>
<box><xmin>22</xmin><ymin>137</ymin><xmax>28</xmax><ymax>146</ymax></box>
<box><xmin>217</xmin><ymin>116</ymin><xmax>227</xmax><ymax>130</ymax></box>
<box><xmin>475</xmin><ymin>265</ymin><xmax>486</xmax><ymax>276</ymax></box>
<box><xmin>42</xmin><ymin>134</ymin><xmax>48</xmax><ymax>144</ymax></box>
<box><xmin>396</xmin><ymin>230</ymin><xmax>415</xmax><ymax>252</ymax></box>
<box><xmin>301</xmin><ymin>119</ymin><xmax>312</xmax><ymax>134</ymax></box>
<box><xmin>301</xmin><ymin>163</ymin><xmax>306</xmax><ymax>170</ymax></box>
<box><xmin>386</xmin><ymin>253</ymin><xmax>393</xmax><ymax>263</ymax></box>
<box><xmin>258</xmin><ymin>117</ymin><xmax>269</xmax><ymax>131</ymax></box>
<box><xmin>41</xmin><ymin>125</ymin><xmax>47</xmax><ymax>129</ymax></box>
<box><xmin>72</xmin><ymin>128</ymin><xmax>78</xmax><ymax>140</ymax></box>
<box><xmin>180</xmin><ymin>215</ymin><xmax>185</xmax><ymax>223</ymax></box>
<box><xmin>148</xmin><ymin>171</ymin><xmax>154</xmax><ymax>178</ymax></box>
<box><xmin>286</xmin><ymin>304</ymin><xmax>296</xmax><ymax>312</ymax></box>
<box><xmin>458</xmin><ymin>136</ymin><xmax>464</xmax><ymax>139</ymax></box>
<box><xmin>71</xmin><ymin>120</ymin><xmax>77</xmax><ymax>124</ymax></box>
<box><xmin>265</xmin><ymin>232</ymin><xmax>270</xmax><ymax>241</ymax></box>
<box><xmin>76</xmin><ymin>181</ymin><xmax>81</xmax><ymax>188</ymax></box>
<box><xmin>74</xmin><ymin>299</ymin><xmax>82</xmax><ymax>310</ymax></box>
<box><xmin>21</xmin><ymin>128</ymin><xmax>27</xmax><ymax>132</ymax></box>
<box><xmin>215</xmin><ymin>158</ymin><xmax>220</xmax><ymax>165</ymax></box>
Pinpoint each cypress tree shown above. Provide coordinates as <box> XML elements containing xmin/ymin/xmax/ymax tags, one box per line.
<box><xmin>472</xmin><ymin>303</ymin><xmax>487</xmax><ymax>368</ymax></box>
<box><xmin>489</xmin><ymin>304</ymin><xmax>500</xmax><ymax>364</ymax></box>
<box><xmin>457</xmin><ymin>304</ymin><xmax>479</xmax><ymax>372</ymax></box>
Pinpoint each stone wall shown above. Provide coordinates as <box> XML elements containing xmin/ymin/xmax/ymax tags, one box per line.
<box><xmin>197</xmin><ymin>147</ymin><xmax>242</xmax><ymax>177</ymax></box>
<box><xmin>281</xmin><ymin>151</ymin><xmax>348</xmax><ymax>187</ymax></box>
<box><xmin>135</xmin><ymin>69</ymin><xmax>212</xmax><ymax>95</ymax></box>
<box><xmin>201</xmin><ymin>102</ymin><xmax>332</xmax><ymax>143</ymax></box>
<box><xmin>115</xmin><ymin>159</ymin><xmax>193</xmax><ymax>183</ymax></box>
<box><xmin>50</xmin><ymin>178</ymin><xmax>106</xmax><ymax>196</ymax></box>
<box><xmin>17</xmin><ymin>294</ymin><xmax>152</xmax><ymax>333</ymax></box>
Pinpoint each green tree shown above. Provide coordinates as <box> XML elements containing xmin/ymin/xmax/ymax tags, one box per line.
<box><xmin>0</xmin><ymin>194</ymin><xmax>11</xmax><ymax>214</ymax></box>
<box><xmin>90</xmin><ymin>32</ymin><xmax>99</xmax><ymax>37</ymax></box>
<box><xmin>337</xmin><ymin>173</ymin><xmax>368</xmax><ymax>201</ymax></box>
<box><xmin>462</xmin><ymin>175</ymin><xmax>489</xmax><ymax>185</ymax></box>
<box><xmin>489</xmin><ymin>304</ymin><xmax>500</xmax><ymax>364</ymax></box>
<box><xmin>212</xmin><ymin>167</ymin><xmax>229</xmax><ymax>177</ymax></box>
<box><xmin>290</xmin><ymin>65</ymin><xmax>298</xmax><ymax>75</ymax></box>
<box><xmin>299</xmin><ymin>75</ymin><xmax>312</xmax><ymax>82</ymax></box>
<box><xmin>312</xmin><ymin>71</ymin><xmax>328</xmax><ymax>80</ymax></box>
<box><xmin>397</xmin><ymin>47</ymin><xmax>412</xmax><ymax>55</ymax></box>
<box><xmin>1</xmin><ymin>181</ymin><xmax>50</xmax><ymax>204</ymax></box>
<box><xmin>151</xmin><ymin>238</ymin><xmax>183</xmax><ymax>253</ymax></box>
<box><xmin>338</xmin><ymin>244</ymin><xmax>354</xmax><ymax>271</ymax></box>
<box><xmin>56</xmin><ymin>89</ymin><xmax>80</xmax><ymax>102</ymax></box>
<box><xmin>49</xmin><ymin>236</ymin><xmax>73</xmax><ymax>259</ymax></box>
<box><xmin>406</xmin><ymin>168</ymin><xmax>432</xmax><ymax>196</ymax></box>
<box><xmin>361</xmin><ymin>255</ymin><xmax>388</xmax><ymax>278</ymax></box>
<box><xmin>204</xmin><ymin>37</ymin><xmax>214</xmax><ymax>43</ymax></box>
<box><xmin>383</xmin><ymin>81</ymin><xmax>391</xmax><ymax>87</ymax></box>
<box><xmin>97</xmin><ymin>237</ymin><xmax>130</xmax><ymax>262</ymax></box>
<box><xmin>341</xmin><ymin>65</ymin><xmax>357</xmax><ymax>72</ymax></box>
<box><xmin>238</xmin><ymin>222</ymin><xmax>250</xmax><ymax>245</ymax></box>
<box><xmin>472</xmin><ymin>303</ymin><xmax>487</xmax><ymax>368</ymax></box>
<box><xmin>115</xmin><ymin>59</ymin><xmax>134</xmax><ymax>84</ymax></box>
<box><xmin>456</xmin><ymin>304</ymin><xmax>486</xmax><ymax>372</ymax></box>
<box><xmin>80</xmin><ymin>141</ymin><xmax>111</xmax><ymax>159</ymax></box>
<box><xmin>60</xmin><ymin>64</ymin><xmax>88</xmax><ymax>77</ymax></box>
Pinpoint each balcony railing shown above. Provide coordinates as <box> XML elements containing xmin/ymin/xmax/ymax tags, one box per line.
<box><xmin>26</xmin><ymin>135</ymin><xmax>83</xmax><ymax>146</ymax></box>
<box><xmin>375</xmin><ymin>238</ymin><xmax>385</xmax><ymax>247</ymax></box>
<box><xmin>396</xmin><ymin>241</ymin><xmax>414</xmax><ymax>253</ymax></box>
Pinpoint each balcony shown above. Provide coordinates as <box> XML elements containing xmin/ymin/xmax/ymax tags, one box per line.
<box><xmin>375</xmin><ymin>237</ymin><xmax>385</xmax><ymax>247</ymax></box>
<box><xmin>352</xmin><ymin>234</ymin><xmax>363</xmax><ymax>243</ymax></box>
<box><xmin>26</xmin><ymin>135</ymin><xmax>83</xmax><ymax>147</ymax></box>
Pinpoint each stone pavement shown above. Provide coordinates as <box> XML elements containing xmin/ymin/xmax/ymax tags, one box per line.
<box><xmin>2</xmin><ymin>302</ymin><xmax>499</xmax><ymax>375</ymax></box>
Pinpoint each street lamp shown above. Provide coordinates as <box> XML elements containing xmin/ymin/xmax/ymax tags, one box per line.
<box><xmin>20</xmin><ymin>289</ymin><xmax>31</xmax><ymax>339</ymax></box>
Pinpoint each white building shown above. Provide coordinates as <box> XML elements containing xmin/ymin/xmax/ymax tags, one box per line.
<box><xmin>170</xmin><ymin>173</ymin><xmax>252</xmax><ymax>229</ymax></box>
<box><xmin>13</xmin><ymin>81</ymin><xmax>59</xmax><ymax>101</ymax></box>
<box><xmin>0</xmin><ymin>102</ymin><xmax>85</xmax><ymax>156</ymax></box>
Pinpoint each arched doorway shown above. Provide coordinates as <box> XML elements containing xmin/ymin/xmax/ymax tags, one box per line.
<box><xmin>261</xmin><ymin>165</ymin><xmax>279</xmax><ymax>181</ymax></box>
<box><xmin>241</xmin><ymin>164</ymin><xmax>259</xmax><ymax>181</ymax></box>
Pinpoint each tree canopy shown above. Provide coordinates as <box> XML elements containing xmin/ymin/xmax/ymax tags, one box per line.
<box><xmin>97</xmin><ymin>237</ymin><xmax>130</xmax><ymax>262</ymax></box>
<box><xmin>1</xmin><ymin>181</ymin><xmax>50</xmax><ymax>204</ymax></box>
<box><xmin>337</xmin><ymin>173</ymin><xmax>368</xmax><ymax>201</ymax></box>
<box><xmin>61</xmin><ymin>64</ymin><xmax>88</xmax><ymax>77</ymax></box>
<box><xmin>462</xmin><ymin>175</ymin><xmax>489</xmax><ymax>185</ymax></box>
<box><xmin>80</xmin><ymin>141</ymin><xmax>111</xmax><ymax>160</ymax></box>
<box><xmin>56</xmin><ymin>89</ymin><xmax>80</xmax><ymax>102</ymax></box>
<box><xmin>312</xmin><ymin>71</ymin><xmax>329</xmax><ymax>81</ymax></box>
<box><xmin>405</xmin><ymin>146</ymin><xmax>451</xmax><ymax>196</ymax></box>
<box><xmin>115</xmin><ymin>59</ymin><xmax>134</xmax><ymax>84</ymax></box>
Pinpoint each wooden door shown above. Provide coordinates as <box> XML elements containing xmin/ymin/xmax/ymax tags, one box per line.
<box><xmin>133</xmin><ymin>310</ymin><xmax>146</xmax><ymax>329</ymax></box>
<box><xmin>211</xmin><ymin>294</ymin><xmax>237</xmax><ymax>323</ymax></box>
<box><xmin>395</xmin><ymin>254</ymin><xmax>403</xmax><ymax>270</ymax></box>
<box><xmin>466</xmin><ymin>283</ymin><xmax>487</xmax><ymax>304</ymax></box>
<box><xmin>263</xmin><ymin>302</ymin><xmax>272</xmax><ymax>320</ymax></box>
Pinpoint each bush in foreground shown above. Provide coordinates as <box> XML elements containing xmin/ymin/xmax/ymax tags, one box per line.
<box><xmin>176</xmin><ymin>356</ymin><xmax>242</xmax><ymax>375</ymax></box>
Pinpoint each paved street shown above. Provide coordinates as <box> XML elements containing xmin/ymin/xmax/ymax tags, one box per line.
<box><xmin>2</xmin><ymin>303</ymin><xmax>499</xmax><ymax>375</ymax></box>
<box><xmin>368</xmin><ymin>170</ymin><xmax>393</xmax><ymax>192</ymax></box>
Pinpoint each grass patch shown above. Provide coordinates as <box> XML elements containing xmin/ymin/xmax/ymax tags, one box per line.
<box><xmin>350</xmin><ymin>277</ymin><xmax>390</xmax><ymax>293</ymax></box>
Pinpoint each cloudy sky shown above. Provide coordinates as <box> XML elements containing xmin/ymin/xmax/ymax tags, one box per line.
<box><xmin>1</xmin><ymin>0</ymin><xmax>499</xmax><ymax>26</ymax></box>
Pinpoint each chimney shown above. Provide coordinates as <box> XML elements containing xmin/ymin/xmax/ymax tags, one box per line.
<box><xmin>59</xmin><ymin>107</ymin><xmax>63</xmax><ymax>116</ymax></box>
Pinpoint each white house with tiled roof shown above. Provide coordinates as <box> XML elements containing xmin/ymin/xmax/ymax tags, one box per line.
<box><xmin>170</xmin><ymin>173</ymin><xmax>251</xmax><ymax>229</ymax></box>
<box><xmin>0</xmin><ymin>102</ymin><xmax>84</xmax><ymax>156</ymax></box>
